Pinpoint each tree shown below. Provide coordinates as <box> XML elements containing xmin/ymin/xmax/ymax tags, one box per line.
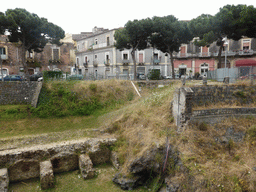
<box><xmin>0</xmin><ymin>8</ymin><xmax>65</xmax><ymax>76</ymax></box>
<box><xmin>114</xmin><ymin>18</ymin><xmax>152</xmax><ymax>80</ymax></box>
<box><xmin>189</xmin><ymin>5</ymin><xmax>248</xmax><ymax>68</ymax></box>
<box><xmin>150</xmin><ymin>15</ymin><xmax>193</xmax><ymax>79</ymax></box>
<box><xmin>240</xmin><ymin>5</ymin><xmax>256</xmax><ymax>38</ymax></box>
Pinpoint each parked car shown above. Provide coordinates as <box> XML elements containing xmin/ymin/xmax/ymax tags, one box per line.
<box><xmin>0</xmin><ymin>75</ymin><xmax>23</xmax><ymax>81</ymax></box>
<box><xmin>239</xmin><ymin>73</ymin><xmax>256</xmax><ymax>80</ymax></box>
<box><xmin>137</xmin><ymin>72</ymin><xmax>146</xmax><ymax>80</ymax></box>
<box><xmin>67</xmin><ymin>74</ymin><xmax>83</xmax><ymax>80</ymax></box>
<box><xmin>30</xmin><ymin>73</ymin><xmax>43</xmax><ymax>81</ymax></box>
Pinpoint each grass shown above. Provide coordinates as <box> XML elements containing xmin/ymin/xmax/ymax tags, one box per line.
<box><xmin>175</xmin><ymin>116</ymin><xmax>256</xmax><ymax>191</ymax></box>
<box><xmin>8</xmin><ymin>164</ymin><xmax>149</xmax><ymax>192</ymax></box>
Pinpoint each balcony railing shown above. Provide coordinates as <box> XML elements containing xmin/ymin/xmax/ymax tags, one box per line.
<box><xmin>83</xmin><ymin>62</ymin><xmax>88</xmax><ymax>68</ymax></box>
<box><xmin>93</xmin><ymin>60</ymin><xmax>98</xmax><ymax>67</ymax></box>
<box><xmin>239</xmin><ymin>50</ymin><xmax>254</xmax><ymax>55</ymax></box>
<box><xmin>153</xmin><ymin>59</ymin><xmax>160</xmax><ymax>64</ymax></box>
<box><xmin>122</xmin><ymin>59</ymin><xmax>130</xmax><ymax>65</ymax></box>
<box><xmin>104</xmin><ymin>59</ymin><xmax>110</xmax><ymax>66</ymax></box>
<box><xmin>0</xmin><ymin>54</ymin><xmax>7</xmax><ymax>60</ymax></box>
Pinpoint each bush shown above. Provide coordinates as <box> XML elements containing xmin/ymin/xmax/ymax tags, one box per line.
<box><xmin>147</xmin><ymin>69</ymin><xmax>161</xmax><ymax>80</ymax></box>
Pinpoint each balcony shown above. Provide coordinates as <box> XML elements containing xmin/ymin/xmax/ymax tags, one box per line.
<box><xmin>122</xmin><ymin>59</ymin><xmax>130</xmax><ymax>65</ymax></box>
<box><xmin>212</xmin><ymin>51</ymin><xmax>237</xmax><ymax>57</ymax></box>
<box><xmin>93</xmin><ymin>60</ymin><xmax>98</xmax><ymax>67</ymax></box>
<box><xmin>239</xmin><ymin>50</ymin><xmax>254</xmax><ymax>55</ymax></box>
<box><xmin>153</xmin><ymin>59</ymin><xmax>160</xmax><ymax>64</ymax></box>
<box><xmin>104</xmin><ymin>59</ymin><xmax>110</xmax><ymax>66</ymax></box>
<box><xmin>83</xmin><ymin>62</ymin><xmax>88</xmax><ymax>68</ymax></box>
<box><xmin>0</xmin><ymin>54</ymin><xmax>7</xmax><ymax>60</ymax></box>
<box><xmin>174</xmin><ymin>53</ymin><xmax>192</xmax><ymax>58</ymax></box>
<box><xmin>198</xmin><ymin>52</ymin><xmax>212</xmax><ymax>57</ymax></box>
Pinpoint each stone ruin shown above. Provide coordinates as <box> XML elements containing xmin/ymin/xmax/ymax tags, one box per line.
<box><xmin>0</xmin><ymin>137</ymin><xmax>119</xmax><ymax>191</ymax></box>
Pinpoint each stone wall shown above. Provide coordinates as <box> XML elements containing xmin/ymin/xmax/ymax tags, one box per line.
<box><xmin>191</xmin><ymin>85</ymin><xmax>256</xmax><ymax>106</ymax></box>
<box><xmin>0</xmin><ymin>81</ymin><xmax>41</xmax><ymax>106</ymax></box>
<box><xmin>172</xmin><ymin>85</ymin><xmax>256</xmax><ymax>127</ymax></box>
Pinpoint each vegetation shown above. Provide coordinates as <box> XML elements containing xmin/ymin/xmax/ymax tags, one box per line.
<box><xmin>0</xmin><ymin>8</ymin><xmax>65</xmax><ymax>76</ymax></box>
<box><xmin>1</xmin><ymin>80</ymin><xmax>256</xmax><ymax>191</ymax></box>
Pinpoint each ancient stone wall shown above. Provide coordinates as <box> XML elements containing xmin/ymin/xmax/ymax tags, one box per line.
<box><xmin>172</xmin><ymin>85</ymin><xmax>256</xmax><ymax>126</ymax></box>
<box><xmin>0</xmin><ymin>81</ymin><xmax>41</xmax><ymax>106</ymax></box>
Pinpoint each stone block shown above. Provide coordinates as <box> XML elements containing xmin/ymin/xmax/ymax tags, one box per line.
<box><xmin>110</xmin><ymin>151</ymin><xmax>120</xmax><ymax>169</ymax></box>
<box><xmin>50</xmin><ymin>152</ymin><xmax>78</xmax><ymax>173</ymax></box>
<box><xmin>88</xmin><ymin>143</ymin><xmax>111</xmax><ymax>165</ymax></box>
<box><xmin>79</xmin><ymin>154</ymin><xmax>95</xmax><ymax>179</ymax></box>
<box><xmin>40</xmin><ymin>161</ymin><xmax>54</xmax><ymax>190</ymax></box>
<box><xmin>8</xmin><ymin>159</ymin><xmax>39</xmax><ymax>182</ymax></box>
<box><xmin>0</xmin><ymin>168</ymin><xmax>9</xmax><ymax>192</ymax></box>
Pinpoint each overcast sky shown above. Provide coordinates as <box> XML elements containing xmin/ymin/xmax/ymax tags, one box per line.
<box><xmin>1</xmin><ymin>0</ymin><xmax>256</xmax><ymax>35</ymax></box>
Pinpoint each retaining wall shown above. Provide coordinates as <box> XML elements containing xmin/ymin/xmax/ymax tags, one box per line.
<box><xmin>0</xmin><ymin>81</ymin><xmax>42</xmax><ymax>107</ymax></box>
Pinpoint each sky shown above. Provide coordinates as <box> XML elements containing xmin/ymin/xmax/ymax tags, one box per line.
<box><xmin>1</xmin><ymin>0</ymin><xmax>256</xmax><ymax>35</ymax></box>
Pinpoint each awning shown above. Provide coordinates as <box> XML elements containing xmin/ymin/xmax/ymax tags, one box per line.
<box><xmin>236</xmin><ymin>59</ymin><xmax>256</xmax><ymax>67</ymax></box>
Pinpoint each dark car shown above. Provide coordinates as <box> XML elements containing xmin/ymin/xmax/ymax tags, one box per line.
<box><xmin>30</xmin><ymin>73</ymin><xmax>43</xmax><ymax>81</ymax></box>
<box><xmin>1</xmin><ymin>75</ymin><xmax>23</xmax><ymax>81</ymax></box>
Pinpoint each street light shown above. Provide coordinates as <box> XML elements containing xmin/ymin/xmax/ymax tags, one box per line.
<box><xmin>223</xmin><ymin>37</ymin><xmax>229</xmax><ymax>78</ymax></box>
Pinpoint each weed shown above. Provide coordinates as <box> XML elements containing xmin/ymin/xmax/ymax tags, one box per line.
<box><xmin>247</xmin><ymin>125</ymin><xmax>256</xmax><ymax>140</ymax></box>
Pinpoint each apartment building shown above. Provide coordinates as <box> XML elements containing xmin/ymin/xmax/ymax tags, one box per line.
<box><xmin>74</xmin><ymin>27</ymin><xmax>256</xmax><ymax>79</ymax></box>
<box><xmin>0</xmin><ymin>34</ymin><xmax>76</xmax><ymax>76</ymax></box>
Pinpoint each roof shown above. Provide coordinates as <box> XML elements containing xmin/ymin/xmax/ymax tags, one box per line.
<box><xmin>236</xmin><ymin>59</ymin><xmax>256</xmax><ymax>66</ymax></box>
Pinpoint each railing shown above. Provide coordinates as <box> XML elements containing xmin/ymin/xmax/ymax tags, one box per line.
<box><xmin>153</xmin><ymin>59</ymin><xmax>160</xmax><ymax>64</ymax></box>
<box><xmin>0</xmin><ymin>54</ymin><xmax>7</xmax><ymax>60</ymax></box>
<box><xmin>93</xmin><ymin>60</ymin><xmax>98</xmax><ymax>67</ymax></box>
<box><xmin>104</xmin><ymin>59</ymin><xmax>110</xmax><ymax>66</ymax></box>
<box><xmin>239</xmin><ymin>50</ymin><xmax>254</xmax><ymax>55</ymax></box>
<box><xmin>122</xmin><ymin>59</ymin><xmax>130</xmax><ymax>65</ymax></box>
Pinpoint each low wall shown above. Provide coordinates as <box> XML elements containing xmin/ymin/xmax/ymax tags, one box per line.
<box><xmin>172</xmin><ymin>85</ymin><xmax>256</xmax><ymax>127</ymax></box>
<box><xmin>0</xmin><ymin>81</ymin><xmax>42</xmax><ymax>107</ymax></box>
<box><xmin>0</xmin><ymin>137</ymin><xmax>116</xmax><ymax>182</ymax></box>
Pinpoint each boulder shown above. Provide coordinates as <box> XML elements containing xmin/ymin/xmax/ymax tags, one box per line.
<box><xmin>0</xmin><ymin>168</ymin><xmax>9</xmax><ymax>192</ymax></box>
<box><xmin>79</xmin><ymin>154</ymin><xmax>95</xmax><ymax>179</ymax></box>
<box><xmin>40</xmin><ymin>161</ymin><xmax>54</xmax><ymax>190</ymax></box>
<box><xmin>8</xmin><ymin>159</ymin><xmax>39</xmax><ymax>182</ymax></box>
<box><xmin>112</xmin><ymin>172</ymin><xmax>141</xmax><ymax>190</ymax></box>
<box><xmin>50</xmin><ymin>152</ymin><xmax>78</xmax><ymax>173</ymax></box>
<box><xmin>110</xmin><ymin>151</ymin><xmax>120</xmax><ymax>169</ymax></box>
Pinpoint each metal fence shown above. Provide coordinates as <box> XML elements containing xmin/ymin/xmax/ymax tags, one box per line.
<box><xmin>207</xmin><ymin>66</ymin><xmax>256</xmax><ymax>84</ymax></box>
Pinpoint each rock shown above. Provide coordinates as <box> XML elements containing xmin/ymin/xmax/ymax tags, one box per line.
<box><xmin>40</xmin><ymin>160</ymin><xmax>54</xmax><ymax>190</ymax></box>
<box><xmin>112</xmin><ymin>172</ymin><xmax>141</xmax><ymax>190</ymax></box>
<box><xmin>110</xmin><ymin>151</ymin><xmax>120</xmax><ymax>169</ymax></box>
<box><xmin>8</xmin><ymin>159</ymin><xmax>40</xmax><ymax>182</ymax></box>
<box><xmin>50</xmin><ymin>152</ymin><xmax>78</xmax><ymax>173</ymax></box>
<box><xmin>79</xmin><ymin>154</ymin><xmax>95</xmax><ymax>179</ymax></box>
<box><xmin>0</xmin><ymin>168</ymin><xmax>9</xmax><ymax>192</ymax></box>
<box><xmin>88</xmin><ymin>142</ymin><xmax>111</xmax><ymax>165</ymax></box>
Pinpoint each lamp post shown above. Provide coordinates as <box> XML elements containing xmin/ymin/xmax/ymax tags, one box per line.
<box><xmin>223</xmin><ymin>37</ymin><xmax>229</xmax><ymax>78</ymax></box>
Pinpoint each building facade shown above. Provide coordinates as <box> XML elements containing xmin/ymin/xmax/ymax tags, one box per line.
<box><xmin>0</xmin><ymin>34</ymin><xmax>76</xmax><ymax>77</ymax></box>
<box><xmin>75</xmin><ymin>27</ymin><xmax>256</xmax><ymax>79</ymax></box>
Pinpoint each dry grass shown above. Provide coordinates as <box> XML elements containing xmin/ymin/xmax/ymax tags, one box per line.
<box><xmin>175</xmin><ymin>116</ymin><xmax>256</xmax><ymax>191</ymax></box>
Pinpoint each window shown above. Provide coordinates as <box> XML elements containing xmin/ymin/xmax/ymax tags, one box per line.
<box><xmin>95</xmin><ymin>55</ymin><xmax>97</xmax><ymax>59</ymax></box>
<box><xmin>139</xmin><ymin>53</ymin><xmax>144</xmax><ymax>63</ymax></box>
<box><xmin>123</xmin><ymin>53</ymin><xmax>128</xmax><ymax>60</ymax></box>
<box><xmin>95</xmin><ymin>39</ymin><xmax>98</xmax><ymax>45</ymax></box>
<box><xmin>107</xmin><ymin>37</ymin><xmax>110</xmax><ymax>46</ymax></box>
<box><xmin>242</xmin><ymin>39</ymin><xmax>251</xmax><ymax>50</ymax></box>
<box><xmin>200</xmin><ymin>63</ymin><xmax>209</xmax><ymax>74</ymax></box>
<box><xmin>76</xmin><ymin>58</ymin><xmax>79</xmax><ymax>66</ymax></box>
<box><xmin>84</xmin><ymin>56</ymin><xmax>88</xmax><ymax>63</ymax></box>
<box><xmin>53</xmin><ymin>49</ymin><xmax>60</xmax><ymax>60</ymax></box>
<box><xmin>0</xmin><ymin>47</ymin><xmax>6</xmax><ymax>55</ymax></box>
